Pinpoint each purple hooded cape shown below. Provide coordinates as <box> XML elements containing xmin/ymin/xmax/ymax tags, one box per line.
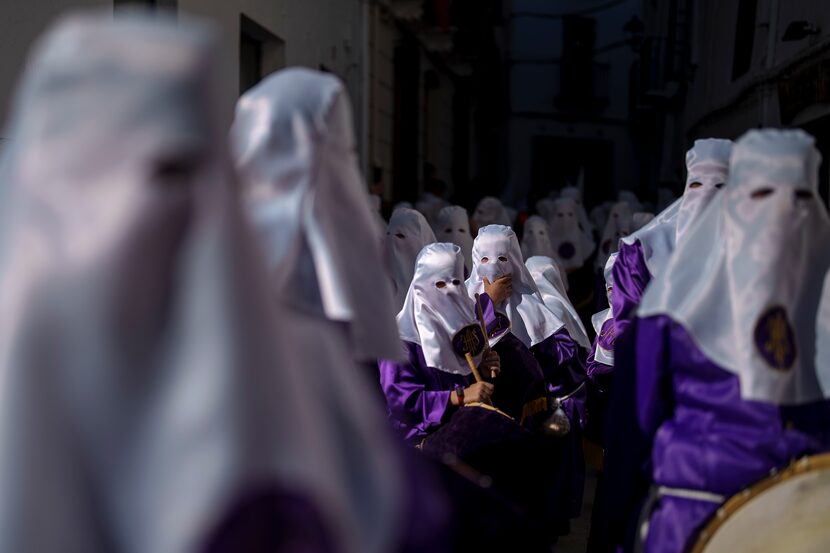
<box><xmin>594</xmin><ymin>315</ymin><xmax>830</xmax><ymax>553</ymax></box>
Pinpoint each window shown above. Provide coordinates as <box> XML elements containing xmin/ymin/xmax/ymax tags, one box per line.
<box><xmin>731</xmin><ymin>0</ymin><xmax>757</xmax><ymax>79</ymax></box>
<box><xmin>239</xmin><ymin>14</ymin><xmax>285</xmax><ymax>95</ymax></box>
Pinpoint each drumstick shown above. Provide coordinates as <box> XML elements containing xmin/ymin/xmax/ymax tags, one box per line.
<box><xmin>475</xmin><ymin>293</ymin><xmax>498</xmax><ymax>379</ymax></box>
<box><xmin>474</xmin><ymin>293</ymin><xmax>490</xmax><ymax>353</ymax></box>
<box><xmin>464</xmin><ymin>352</ymin><xmax>493</xmax><ymax>406</ymax></box>
<box><xmin>464</xmin><ymin>353</ymin><xmax>484</xmax><ymax>382</ymax></box>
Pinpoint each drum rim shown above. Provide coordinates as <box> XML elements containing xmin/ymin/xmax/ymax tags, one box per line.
<box><xmin>689</xmin><ymin>452</ymin><xmax>830</xmax><ymax>553</ymax></box>
<box><xmin>464</xmin><ymin>401</ymin><xmax>514</xmax><ymax>420</ymax></box>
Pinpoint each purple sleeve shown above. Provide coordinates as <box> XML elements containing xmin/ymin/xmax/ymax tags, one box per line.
<box><xmin>379</xmin><ymin>354</ymin><xmax>452</xmax><ymax>440</ymax></box>
<box><xmin>476</xmin><ymin>293</ymin><xmax>511</xmax><ymax>338</ymax></box>
<box><xmin>611</xmin><ymin>241</ymin><xmax>652</xmax><ymax>329</ymax></box>
<box><xmin>533</xmin><ymin>330</ymin><xmax>588</xmax><ymax>426</ymax></box>
<box><xmin>586</xmin><ymin>335</ymin><xmax>613</xmax><ymax>387</ymax></box>
<box><xmin>593</xmin><ymin>316</ymin><xmax>672</xmax><ymax>552</ymax></box>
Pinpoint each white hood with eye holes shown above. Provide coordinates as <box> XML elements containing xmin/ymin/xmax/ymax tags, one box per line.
<box><xmin>560</xmin><ymin>185</ymin><xmax>596</xmax><ymax>235</ymax></box>
<box><xmin>640</xmin><ymin>129</ymin><xmax>830</xmax><ymax>404</ymax></box>
<box><xmin>231</xmin><ymin>67</ymin><xmax>403</xmax><ymax>362</ymax></box>
<box><xmin>596</xmin><ymin>201</ymin><xmax>633</xmax><ymax>270</ymax></box>
<box><xmin>397</xmin><ymin>243</ymin><xmax>481</xmax><ymax>374</ymax></box>
<box><xmin>471</xmin><ymin>196</ymin><xmax>512</xmax><ymax>229</ymax></box>
<box><xmin>538</xmin><ymin>198</ymin><xmax>594</xmax><ymax>270</ymax></box>
<box><xmin>385</xmin><ymin>208</ymin><xmax>437</xmax><ymax>308</ymax></box>
<box><xmin>436</xmin><ymin>205</ymin><xmax>474</xmax><ymax>270</ymax></box>
<box><xmin>623</xmin><ymin>138</ymin><xmax>733</xmax><ymax>278</ymax></box>
<box><xmin>521</xmin><ymin>215</ymin><xmax>556</xmax><ymax>260</ymax></box>
<box><xmin>467</xmin><ymin>225</ymin><xmax>564</xmax><ymax>348</ymax></box>
<box><xmin>526</xmin><ymin>256</ymin><xmax>591</xmax><ymax>350</ymax></box>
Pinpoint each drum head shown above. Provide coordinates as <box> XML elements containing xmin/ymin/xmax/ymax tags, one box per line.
<box><xmin>692</xmin><ymin>454</ymin><xmax>830</xmax><ymax>553</ymax></box>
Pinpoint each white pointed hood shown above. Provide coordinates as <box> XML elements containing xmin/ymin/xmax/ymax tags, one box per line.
<box><xmin>622</xmin><ymin>138</ymin><xmax>733</xmax><ymax>278</ymax></box>
<box><xmin>398</xmin><ymin>243</ymin><xmax>482</xmax><ymax>374</ymax></box>
<box><xmin>526</xmin><ymin>256</ymin><xmax>591</xmax><ymax>349</ymax></box>
<box><xmin>231</xmin><ymin>67</ymin><xmax>401</xmax><ymax>361</ymax></box>
<box><xmin>435</xmin><ymin>205</ymin><xmax>474</xmax><ymax>270</ymax></box>
<box><xmin>472</xmin><ymin>196</ymin><xmax>512</xmax><ymax>229</ymax></box>
<box><xmin>0</xmin><ymin>12</ymin><xmax>403</xmax><ymax>553</ymax></box>
<box><xmin>640</xmin><ymin>129</ymin><xmax>830</xmax><ymax>404</ymax></box>
<box><xmin>596</xmin><ymin>201</ymin><xmax>633</xmax><ymax>270</ymax></box>
<box><xmin>385</xmin><ymin>208</ymin><xmax>437</xmax><ymax>308</ymax></box>
<box><xmin>560</xmin><ymin>185</ymin><xmax>595</xmax><ymax>235</ymax></box>
<box><xmin>467</xmin><ymin>225</ymin><xmax>564</xmax><ymax>347</ymax></box>
<box><xmin>539</xmin><ymin>198</ymin><xmax>594</xmax><ymax>270</ymax></box>
<box><xmin>521</xmin><ymin>215</ymin><xmax>556</xmax><ymax>260</ymax></box>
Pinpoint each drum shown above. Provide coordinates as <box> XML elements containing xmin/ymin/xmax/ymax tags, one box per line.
<box><xmin>488</xmin><ymin>333</ymin><xmax>550</xmax><ymax>428</ymax></box>
<box><xmin>421</xmin><ymin>403</ymin><xmax>560</xmax><ymax>516</ymax></box>
<box><xmin>690</xmin><ymin>453</ymin><xmax>830</xmax><ymax>553</ymax></box>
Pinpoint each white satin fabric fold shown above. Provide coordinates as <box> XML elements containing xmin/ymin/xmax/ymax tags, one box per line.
<box><xmin>0</xmin><ymin>13</ymin><xmax>403</xmax><ymax>553</ymax></box>
<box><xmin>231</xmin><ymin>67</ymin><xmax>402</xmax><ymax>361</ymax></box>
<box><xmin>538</xmin><ymin>198</ymin><xmax>594</xmax><ymax>270</ymax></box>
<box><xmin>620</xmin><ymin>137</ymin><xmax>733</xmax><ymax>279</ymax></box>
<box><xmin>467</xmin><ymin>225</ymin><xmax>564</xmax><ymax>347</ymax></box>
<box><xmin>472</xmin><ymin>196</ymin><xmax>512</xmax><ymax>229</ymax></box>
<box><xmin>398</xmin><ymin>243</ymin><xmax>481</xmax><ymax>374</ymax></box>
<box><xmin>521</xmin><ymin>215</ymin><xmax>556</xmax><ymax>260</ymax></box>
<box><xmin>436</xmin><ymin>205</ymin><xmax>474</xmax><ymax>270</ymax></box>
<box><xmin>591</xmin><ymin>253</ymin><xmax>618</xmax><ymax>366</ymax></box>
<box><xmin>385</xmin><ymin>208</ymin><xmax>437</xmax><ymax>308</ymax></box>
<box><xmin>596</xmin><ymin>201</ymin><xmax>633</xmax><ymax>270</ymax></box>
<box><xmin>640</xmin><ymin>129</ymin><xmax>830</xmax><ymax>404</ymax></box>
<box><xmin>560</xmin><ymin>185</ymin><xmax>596</xmax><ymax>235</ymax></box>
<box><xmin>526</xmin><ymin>256</ymin><xmax>591</xmax><ymax>349</ymax></box>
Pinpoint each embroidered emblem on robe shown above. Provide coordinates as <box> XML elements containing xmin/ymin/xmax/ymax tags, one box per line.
<box><xmin>452</xmin><ymin>324</ymin><xmax>486</xmax><ymax>357</ymax></box>
<box><xmin>754</xmin><ymin>306</ymin><xmax>797</xmax><ymax>371</ymax></box>
<box><xmin>558</xmin><ymin>241</ymin><xmax>576</xmax><ymax>259</ymax></box>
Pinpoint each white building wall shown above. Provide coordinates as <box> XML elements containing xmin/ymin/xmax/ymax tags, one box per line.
<box><xmin>0</xmin><ymin>0</ymin><xmax>371</xmax><ymax>169</ymax></box>
<box><xmin>685</xmin><ymin>0</ymin><xmax>830</xmax><ymax>136</ymax></box>
<box><xmin>367</xmin><ymin>5</ymin><xmax>398</xmax><ymax>197</ymax></box>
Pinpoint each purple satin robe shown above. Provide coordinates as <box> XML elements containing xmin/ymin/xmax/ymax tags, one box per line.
<box><xmin>584</xmin><ymin>325</ymin><xmax>616</xmax><ymax>447</ymax></box>
<box><xmin>587</xmin><ymin>318</ymin><xmax>616</xmax><ymax>388</ymax></box>
<box><xmin>532</xmin><ymin>330</ymin><xmax>589</xmax><ymax>524</ymax></box>
<box><xmin>598</xmin><ymin>315</ymin><xmax>830</xmax><ymax>553</ymax></box>
<box><xmin>204</xmin><ymin>489</ymin><xmax>335</xmax><ymax>553</ymax></box>
<box><xmin>379</xmin><ymin>341</ymin><xmax>473</xmax><ymax>444</ymax></box>
<box><xmin>610</xmin><ymin>240</ymin><xmax>651</xmax><ymax>339</ymax></box>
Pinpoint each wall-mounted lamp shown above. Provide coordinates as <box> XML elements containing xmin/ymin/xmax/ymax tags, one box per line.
<box><xmin>782</xmin><ymin>21</ymin><xmax>820</xmax><ymax>42</ymax></box>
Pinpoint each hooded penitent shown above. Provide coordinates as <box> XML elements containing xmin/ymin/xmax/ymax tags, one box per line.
<box><xmin>520</xmin><ymin>215</ymin><xmax>556</xmax><ymax>261</ymax></box>
<box><xmin>231</xmin><ymin>67</ymin><xmax>401</xmax><ymax>362</ymax></box>
<box><xmin>589</xmin><ymin>201</ymin><xmax>613</xmax><ymax>235</ymax></box>
<box><xmin>617</xmin><ymin>190</ymin><xmax>642</xmax><ymax>211</ymax></box>
<box><xmin>592</xmin><ymin>253</ymin><xmax>619</xmax><ymax>366</ymax></box>
<box><xmin>0</xmin><ymin>13</ymin><xmax>404</xmax><ymax>553</ymax></box>
<box><xmin>639</xmin><ymin>129</ymin><xmax>830</xmax><ymax>404</ymax></box>
<box><xmin>595</xmin><ymin>201</ymin><xmax>633</xmax><ymax>270</ymax></box>
<box><xmin>539</xmin><ymin>198</ymin><xmax>594</xmax><ymax>271</ymax></box>
<box><xmin>385</xmin><ymin>208</ymin><xmax>437</xmax><ymax>308</ymax></box>
<box><xmin>526</xmin><ymin>256</ymin><xmax>591</xmax><ymax>350</ymax></box>
<box><xmin>471</xmin><ymin>196</ymin><xmax>512</xmax><ymax>230</ymax></box>
<box><xmin>397</xmin><ymin>243</ymin><xmax>483</xmax><ymax>374</ymax></box>
<box><xmin>435</xmin><ymin>205</ymin><xmax>474</xmax><ymax>270</ymax></box>
<box><xmin>559</xmin><ymin>185</ymin><xmax>595</xmax><ymax>235</ymax></box>
<box><xmin>621</xmin><ymin>138</ymin><xmax>733</xmax><ymax>278</ymax></box>
<box><xmin>631</xmin><ymin>212</ymin><xmax>655</xmax><ymax>231</ymax></box>
<box><xmin>466</xmin><ymin>225</ymin><xmax>564</xmax><ymax>348</ymax></box>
